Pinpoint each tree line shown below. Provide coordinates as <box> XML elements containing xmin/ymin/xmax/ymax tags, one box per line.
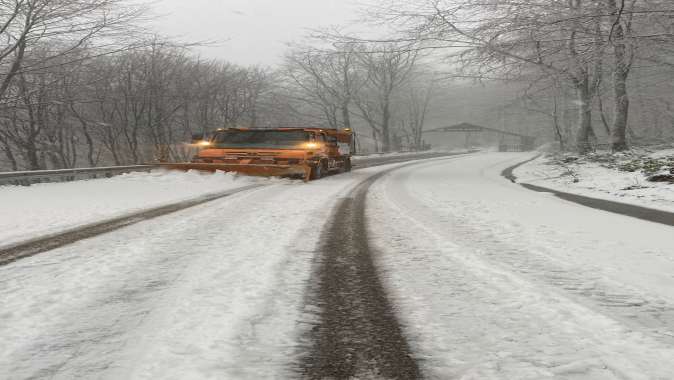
<box><xmin>366</xmin><ymin>0</ymin><xmax>674</xmax><ymax>153</ymax></box>
<box><xmin>1</xmin><ymin>0</ymin><xmax>672</xmax><ymax>171</ymax></box>
<box><xmin>0</xmin><ymin>1</ymin><xmax>441</xmax><ymax>171</ymax></box>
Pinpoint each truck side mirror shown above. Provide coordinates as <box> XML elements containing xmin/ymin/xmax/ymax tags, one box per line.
<box><xmin>191</xmin><ymin>133</ymin><xmax>204</xmax><ymax>143</ymax></box>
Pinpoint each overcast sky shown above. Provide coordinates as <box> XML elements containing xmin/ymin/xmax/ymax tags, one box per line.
<box><xmin>149</xmin><ymin>0</ymin><xmax>367</xmax><ymax>66</ymax></box>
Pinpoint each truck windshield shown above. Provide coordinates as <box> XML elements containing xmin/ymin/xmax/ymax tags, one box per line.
<box><xmin>211</xmin><ymin>130</ymin><xmax>311</xmax><ymax>149</ymax></box>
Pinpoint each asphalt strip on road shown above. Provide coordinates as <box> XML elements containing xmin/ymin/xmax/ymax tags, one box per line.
<box><xmin>298</xmin><ymin>156</ymin><xmax>468</xmax><ymax>379</ymax></box>
<box><xmin>502</xmin><ymin>155</ymin><xmax>674</xmax><ymax>227</ymax></box>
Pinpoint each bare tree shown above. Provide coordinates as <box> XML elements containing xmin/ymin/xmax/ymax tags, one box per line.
<box><xmin>354</xmin><ymin>44</ymin><xmax>417</xmax><ymax>152</ymax></box>
<box><xmin>400</xmin><ymin>77</ymin><xmax>435</xmax><ymax>151</ymax></box>
<box><xmin>0</xmin><ymin>0</ymin><xmax>144</xmax><ymax>101</ymax></box>
<box><xmin>367</xmin><ymin>0</ymin><xmax>673</xmax><ymax>153</ymax></box>
<box><xmin>605</xmin><ymin>0</ymin><xmax>636</xmax><ymax>151</ymax></box>
<box><xmin>284</xmin><ymin>42</ymin><xmax>363</xmax><ymax>131</ymax></box>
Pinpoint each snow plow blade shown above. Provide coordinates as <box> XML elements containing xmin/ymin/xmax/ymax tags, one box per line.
<box><xmin>158</xmin><ymin>162</ymin><xmax>312</xmax><ymax>181</ymax></box>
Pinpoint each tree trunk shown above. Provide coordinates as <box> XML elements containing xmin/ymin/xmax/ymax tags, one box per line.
<box><xmin>575</xmin><ymin>76</ymin><xmax>596</xmax><ymax>154</ymax></box>
<box><xmin>341</xmin><ymin>102</ymin><xmax>351</xmax><ymax>130</ymax></box>
<box><xmin>608</xmin><ymin>0</ymin><xmax>631</xmax><ymax>152</ymax></box>
<box><xmin>611</xmin><ymin>68</ymin><xmax>630</xmax><ymax>151</ymax></box>
<box><xmin>81</xmin><ymin>123</ymin><xmax>96</xmax><ymax>167</ymax></box>
<box><xmin>597</xmin><ymin>92</ymin><xmax>612</xmax><ymax>137</ymax></box>
<box><xmin>381</xmin><ymin>97</ymin><xmax>391</xmax><ymax>152</ymax></box>
<box><xmin>25</xmin><ymin>141</ymin><xmax>41</xmax><ymax>170</ymax></box>
<box><xmin>551</xmin><ymin>94</ymin><xmax>565</xmax><ymax>151</ymax></box>
<box><xmin>0</xmin><ymin>135</ymin><xmax>18</xmax><ymax>171</ymax></box>
<box><xmin>414</xmin><ymin>127</ymin><xmax>423</xmax><ymax>151</ymax></box>
<box><xmin>372</xmin><ymin>129</ymin><xmax>380</xmax><ymax>153</ymax></box>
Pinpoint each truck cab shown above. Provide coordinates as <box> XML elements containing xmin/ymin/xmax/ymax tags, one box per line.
<box><xmin>187</xmin><ymin>128</ymin><xmax>354</xmax><ymax>180</ymax></box>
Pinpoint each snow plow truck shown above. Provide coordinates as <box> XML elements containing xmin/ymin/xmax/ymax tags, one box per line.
<box><xmin>161</xmin><ymin>128</ymin><xmax>355</xmax><ymax>181</ymax></box>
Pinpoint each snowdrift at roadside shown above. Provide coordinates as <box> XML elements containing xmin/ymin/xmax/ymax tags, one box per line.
<box><xmin>514</xmin><ymin>149</ymin><xmax>674</xmax><ymax>213</ymax></box>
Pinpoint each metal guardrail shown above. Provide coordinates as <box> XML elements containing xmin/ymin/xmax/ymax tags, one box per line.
<box><xmin>0</xmin><ymin>165</ymin><xmax>157</xmax><ymax>186</ymax></box>
<box><xmin>0</xmin><ymin>151</ymin><xmax>468</xmax><ymax>187</ymax></box>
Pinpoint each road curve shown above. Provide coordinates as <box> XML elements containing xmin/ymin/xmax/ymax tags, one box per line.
<box><xmin>365</xmin><ymin>153</ymin><xmax>674</xmax><ymax>378</ymax></box>
<box><xmin>502</xmin><ymin>155</ymin><xmax>674</xmax><ymax>226</ymax></box>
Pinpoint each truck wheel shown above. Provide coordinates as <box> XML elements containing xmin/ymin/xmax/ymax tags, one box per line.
<box><xmin>310</xmin><ymin>161</ymin><xmax>325</xmax><ymax>180</ymax></box>
<box><xmin>344</xmin><ymin>158</ymin><xmax>352</xmax><ymax>172</ymax></box>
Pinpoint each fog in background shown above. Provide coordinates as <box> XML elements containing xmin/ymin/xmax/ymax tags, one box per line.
<box><xmin>0</xmin><ymin>0</ymin><xmax>671</xmax><ymax>170</ymax></box>
<box><xmin>149</xmin><ymin>0</ymin><xmax>366</xmax><ymax>65</ymax></box>
<box><xmin>148</xmin><ymin>0</ymin><xmax>534</xmax><ymax>144</ymax></box>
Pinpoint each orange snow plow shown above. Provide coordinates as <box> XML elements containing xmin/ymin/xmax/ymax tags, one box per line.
<box><xmin>160</xmin><ymin>128</ymin><xmax>355</xmax><ymax>181</ymax></box>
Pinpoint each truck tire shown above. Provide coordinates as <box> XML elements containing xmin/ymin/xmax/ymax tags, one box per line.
<box><xmin>344</xmin><ymin>157</ymin><xmax>352</xmax><ymax>172</ymax></box>
<box><xmin>310</xmin><ymin>160</ymin><xmax>326</xmax><ymax>180</ymax></box>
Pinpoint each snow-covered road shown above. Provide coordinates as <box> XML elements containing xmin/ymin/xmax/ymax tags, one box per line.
<box><xmin>1</xmin><ymin>152</ymin><xmax>673</xmax><ymax>379</ymax></box>
<box><xmin>0</xmin><ymin>164</ymin><xmax>397</xmax><ymax>379</ymax></box>
<box><xmin>0</xmin><ymin>170</ymin><xmax>262</xmax><ymax>247</ymax></box>
<box><xmin>368</xmin><ymin>152</ymin><xmax>674</xmax><ymax>379</ymax></box>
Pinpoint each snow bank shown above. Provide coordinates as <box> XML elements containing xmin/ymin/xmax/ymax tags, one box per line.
<box><xmin>514</xmin><ymin>150</ymin><xmax>674</xmax><ymax>213</ymax></box>
<box><xmin>0</xmin><ymin>169</ymin><xmax>261</xmax><ymax>247</ymax></box>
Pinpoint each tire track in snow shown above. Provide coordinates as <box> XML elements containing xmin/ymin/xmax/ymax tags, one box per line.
<box><xmin>0</xmin><ymin>184</ymin><xmax>263</xmax><ymax>266</ymax></box>
<box><xmin>299</xmin><ymin>168</ymin><xmax>421</xmax><ymax>379</ymax></box>
<box><xmin>353</xmin><ymin>151</ymin><xmax>474</xmax><ymax>169</ymax></box>
<box><xmin>297</xmin><ymin>157</ymin><xmax>470</xmax><ymax>379</ymax></box>
<box><xmin>0</xmin><ymin>153</ymin><xmax>471</xmax><ymax>380</ymax></box>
